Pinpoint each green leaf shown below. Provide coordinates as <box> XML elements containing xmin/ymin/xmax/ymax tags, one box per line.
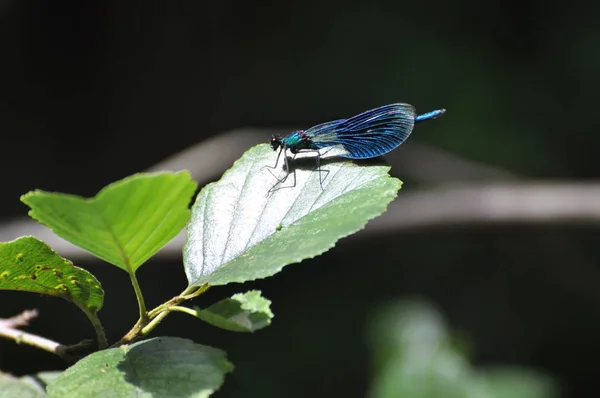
<box><xmin>0</xmin><ymin>237</ymin><xmax>103</xmax><ymax>313</ymax></box>
<box><xmin>27</xmin><ymin>372</ymin><xmax>63</xmax><ymax>391</ymax></box>
<box><xmin>184</xmin><ymin>144</ymin><xmax>401</xmax><ymax>286</ymax></box>
<box><xmin>369</xmin><ymin>301</ymin><xmax>479</xmax><ymax>398</ymax></box>
<box><xmin>368</xmin><ymin>300</ymin><xmax>558</xmax><ymax>398</ymax></box>
<box><xmin>194</xmin><ymin>290</ymin><xmax>273</xmax><ymax>332</ymax></box>
<box><xmin>21</xmin><ymin>171</ymin><xmax>197</xmax><ymax>273</ymax></box>
<box><xmin>46</xmin><ymin>337</ymin><xmax>233</xmax><ymax>398</ymax></box>
<box><xmin>482</xmin><ymin>368</ymin><xmax>558</xmax><ymax>398</ymax></box>
<box><xmin>0</xmin><ymin>372</ymin><xmax>45</xmax><ymax>398</ymax></box>
<box><xmin>34</xmin><ymin>371</ymin><xmax>62</xmax><ymax>386</ymax></box>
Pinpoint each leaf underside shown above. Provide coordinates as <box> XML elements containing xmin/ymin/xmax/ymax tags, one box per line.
<box><xmin>184</xmin><ymin>144</ymin><xmax>402</xmax><ymax>287</ymax></box>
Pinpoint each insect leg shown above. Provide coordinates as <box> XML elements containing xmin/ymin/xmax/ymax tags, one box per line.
<box><xmin>316</xmin><ymin>150</ymin><xmax>323</xmax><ymax>189</ymax></box>
<box><xmin>262</xmin><ymin>147</ymin><xmax>291</xmax><ymax>184</ymax></box>
<box><xmin>293</xmin><ymin>149</ymin><xmax>329</xmax><ymax>190</ymax></box>
<box><xmin>266</xmin><ymin>150</ymin><xmax>296</xmax><ymax>194</ymax></box>
<box><xmin>282</xmin><ymin>150</ymin><xmax>292</xmax><ymax>183</ymax></box>
<box><xmin>261</xmin><ymin>146</ymin><xmax>282</xmax><ymax>171</ymax></box>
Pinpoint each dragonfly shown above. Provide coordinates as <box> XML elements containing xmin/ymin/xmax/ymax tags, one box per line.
<box><xmin>265</xmin><ymin>103</ymin><xmax>445</xmax><ymax>191</ymax></box>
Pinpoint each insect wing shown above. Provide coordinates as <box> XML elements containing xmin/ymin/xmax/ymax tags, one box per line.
<box><xmin>302</xmin><ymin>119</ymin><xmax>346</xmax><ymax>136</ymax></box>
<box><xmin>310</xmin><ymin>103</ymin><xmax>416</xmax><ymax>159</ymax></box>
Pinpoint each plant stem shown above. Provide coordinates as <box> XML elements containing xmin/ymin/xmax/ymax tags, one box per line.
<box><xmin>115</xmin><ymin>284</ymin><xmax>210</xmax><ymax>346</ymax></box>
<box><xmin>165</xmin><ymin>305</ymin><xmax>199</xmax><ymax>317</ymax></box>
<box><xmin>112</xmin><ymin>318</ymin><xmax>144</xmax><ymax>347</ymax></box>
<box><xmin>181</xmin><ymin>284</ymin><xmax>200</xmax><ymax>296</ymax></box>
<box><xmin>80</xmin><ymin>308</ymin><xmax>108</xmax><ymax>349</ymax></box>
<box><xmin>183</xmin><ymin>283</ymin><xmax>210</xmax><ymax>299</ymax></box>
<box><xmin>129</xmin><ymin>271</ymin><xmax>148</xmax><ymax>322</ymax></box>
<box><xmin>147</xmin><ymin>284</ymin><xmax>210</xmax><ymax>318</ymax></box>
<box><xmin>140</xmin><ymin>312</ymin><xmax>169</xmax><ymax>335</ymax></box>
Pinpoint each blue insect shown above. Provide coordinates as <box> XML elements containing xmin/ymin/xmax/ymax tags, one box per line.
<box><xmin>266</xmin><ymin>103</ymin><xmax>445</xmax><ymax>190</ymax></box>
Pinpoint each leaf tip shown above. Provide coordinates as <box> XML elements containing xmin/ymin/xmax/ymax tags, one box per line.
<box><xmin>19</xmin><ymin>191</ymin><xmax>36</xmax><ymax>206</ymax></box>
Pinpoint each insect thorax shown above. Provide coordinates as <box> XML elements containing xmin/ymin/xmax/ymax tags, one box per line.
<box><xmin>284</xmin><ymin>130</ymin><xmax>314</xmax><ymax>153</ymax></box>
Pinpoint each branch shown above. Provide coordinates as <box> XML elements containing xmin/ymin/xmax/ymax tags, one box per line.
<box><xmin>0</xmin><ymin>309</ymin><xmax>94</xmax><ymax>362</ymax></box>
<box><xmin>365</xmin><ymin>182</ymin><xmax>600</xmax><ymax>233</ymax></box>
<box><xmin>2</xmin><ymin>128</ymin><xmax>600</xmax><ymax>258</ymax></box>
<box><xmin>3</xmin><ymin>182</ymin><xmax>600</xmax><ymax>259</ymax></box>
<box><xmin>0</xmin><ymin>310</ymin><xmax>62</xmax><ymax>354</ymax></box>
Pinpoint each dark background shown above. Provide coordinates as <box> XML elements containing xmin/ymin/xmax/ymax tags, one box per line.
<box><xmin>1</xmin><ymin>1</ymin><xmax>600</xmax><ymax>397</ymax></box>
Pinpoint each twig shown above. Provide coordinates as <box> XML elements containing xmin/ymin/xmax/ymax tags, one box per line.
<box><xmin>0</xmin><ymin>309</ymin><xmax>38</xmax><ymax>328</ymax></box>
<box><xmin>366</xmin><ymin>182</ymin><xmax>600</xmax><ymax>232</ymax></box>
<box><xmin>0</xmin><ymin>310</ymin><xmax>62</xmax><ymax>354</ymax></box>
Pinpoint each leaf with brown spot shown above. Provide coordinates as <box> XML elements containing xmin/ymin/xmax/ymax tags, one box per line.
<box><xmin>0</xmin><ymin>236</ymin><xmax>104</xmax><ymax>314</ymax></box>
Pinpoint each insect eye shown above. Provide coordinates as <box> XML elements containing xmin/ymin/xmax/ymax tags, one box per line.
<box><xmin>270</xmin><ymin>137</ymin><xmax>281</xmax><ymax>151</ymax></box>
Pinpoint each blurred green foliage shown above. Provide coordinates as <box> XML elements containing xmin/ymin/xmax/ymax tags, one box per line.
<box><xmin>368</xmin><ymin>299</ymin><xmax>558</xmax><ymax>398</ymax></box>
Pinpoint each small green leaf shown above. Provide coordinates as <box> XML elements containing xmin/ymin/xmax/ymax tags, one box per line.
<box><xmin>21</xmin><ymin>171</ymin><xmax>197</xmax><ymax>273</ymax></box>
<box><xmin>0</xmin><ymin>372</ymin><xmax>45</xmax><ymax>398</ymax></box>
<box><xmin>0</xmin><ymin>237</ymin><xmax>103</xmax><ymax>313</ymax></box>
<box><xmin>46</xmin><ymin>337</ymin><xmax>233</xmax><ymax>398</ymax></box>
<box><xmin>195</xmin><ymin>290</ymin><xmax>273</xmax><ymax>332</ymax></box>
<box><xmin>184</xmin><ymin>144</ymin><xmax>401</xmax><ymax>286</ymax></box>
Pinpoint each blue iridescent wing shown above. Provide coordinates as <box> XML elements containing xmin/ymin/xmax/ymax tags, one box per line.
<box><xmin>299</xmin><ymin>119</ymin><xmax>346</xmax><ymax>135</ymax></box>
<box><xmin>306</xmin><ymin>103</ymin><xmax>416</xmax><ymax>159</ymax></box>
